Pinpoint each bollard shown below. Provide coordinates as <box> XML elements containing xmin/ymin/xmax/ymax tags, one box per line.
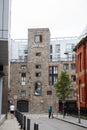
<box><xmin>34</xmin><ymin>123</ymin><xmax>39</xmax><ymax>130</ymax></box>
<box><xmin>34</xmin><ymin>123</ymin><xmax>36</xmax><ymax>130</ymax></box>
<box><xmin>27</xmin><ymin>118</ymin><xmax>30</xmax><ymax>130</ymax></box>
<box><xmin>21</xmin><ymin>114</ymin><xmax>24</xmax><ymax>129</ymax></box>
<box><xmin>23</xmin><ymin>116</ymin><xmax>26</xmax><ymax>130</ymax></box>
<box><xmin>36</xmin><ymin>124</ymin><xmax>38</xmax><ymax>130</ymax></box>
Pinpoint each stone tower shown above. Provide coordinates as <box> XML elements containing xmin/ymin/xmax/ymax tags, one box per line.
<box><xmin>27</xmin><ymin>28</ymin><xmax>57</xmax><ymax>113</ymax></box>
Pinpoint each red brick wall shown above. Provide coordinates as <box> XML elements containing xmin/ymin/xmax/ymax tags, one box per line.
<box><xmin>76</xmin><ymin>40</ymin><xmax>87</xmax><ymax>108</ymax></box>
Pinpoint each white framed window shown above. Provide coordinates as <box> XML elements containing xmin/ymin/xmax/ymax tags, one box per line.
<box><xmin>35</xmin><ymin>35</ymin><xmax>42</xmax><ymax>43</ymax></box>
<box><xmin>21</xmin><ymin>73</ymin><xmax>26</xmax><ymax>85</ymax></box>
<box><xmin>53</xmin><ymin>66</ymin><xmax>58</xmax><ymax>74</ymax></box>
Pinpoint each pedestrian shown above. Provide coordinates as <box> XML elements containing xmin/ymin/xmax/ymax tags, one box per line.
<box><xmin>10</xmin><ymin>102</ymin><xmax>15</xmax><ymax>119</ymax></box>
<box><xmin>48</xmin><ymin>106</ymin><xmax>52</xmax><ymax>118</ymax></box>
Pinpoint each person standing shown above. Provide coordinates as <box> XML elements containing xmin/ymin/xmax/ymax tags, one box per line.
<box><xmin>10</xmin><ymin>103</ymin><xmax>15</xmax><ymax>119</ymax></box>
<box><xmin>48</xmin><ymin>106</ymin><xmax>52</xmax><ymax>118</ymax></box>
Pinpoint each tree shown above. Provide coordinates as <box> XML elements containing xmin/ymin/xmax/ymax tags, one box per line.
<box><xmin>54</xmin><ymin>71</ymin><xmax>74</xmax><ymax>100</ymax></box>
<box><xmin>54</xmin><ymin>71</ymin><xmax>74</xmax><ymax>117</ymax></box>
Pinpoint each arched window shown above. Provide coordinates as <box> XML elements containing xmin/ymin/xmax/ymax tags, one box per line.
<box><xmin>35</xmin><ymin>82</ymin><xmax>42</xmax><ymax>96</ymax></box>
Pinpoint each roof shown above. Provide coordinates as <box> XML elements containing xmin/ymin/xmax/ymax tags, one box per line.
<box><xmin>73</xmin><ymin>36</ymin><xmax>87</xmax><ymax>51</ymax></box>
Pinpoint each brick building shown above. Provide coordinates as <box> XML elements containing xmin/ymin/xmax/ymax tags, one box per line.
<box><xmin>9</xmin><ymin>28</ymin><xmax>76</xmax><ymax>113</ymax></box>
<box><xmin>74</xmin><ymin>36</ymin><xmax>87</xmax><ymax>108</ymax></box>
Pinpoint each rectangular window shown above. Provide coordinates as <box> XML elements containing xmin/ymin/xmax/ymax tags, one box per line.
<box><xmin>21</xmin><ymin>73</ymin><xmax>26</xmax><ymax>85</ymax></box>
<box><xmin>36</xmin><ymin>52</ymin><xmax>41</xmax><ymax>56</ymax></box>
<box><xmin>21</xmin><ymin>91</ymin><xmax>26</xmax><ymax>97</ymax></box>
<box><xmin>55</xmin><ymin>44</ymin><xmax>60</xmax><ymax>53</ymax></box>
<box><xmin>24</xmin><ymin>56</ymin><xmax>28</xmax><ymax>61</ymax></box>
<box><xmin>36</xmin><ymin>72</ymin><xmax>41</xmax><ymax>77</ymax></box>
<box><xmin>47</xmin><ymin>91</ymin><xmax>52</xmax><ymax>95</ymax></box>
<box><xmin>50</xmin><ymin>55</ymin><xmax>52</xmax><ymax>61</ymax></box>
<box><xmin>24</xmin><ymin>49</ymin><xmax>28</xmax><ymax>54</ymax></box>
<box><xmin>35</xmin><ymin>35</ymin><xmax>42</xmax><ymax>43</ymax></box>
<box><xmin>54</xmin><ymin>76</ymin><xmax>58</xmax><ymax>83</ymax></box>
<box><xmin>21</xmin><ymin>65</ymin><xmax>26</xmax><ymax>71</ymax></box>
<box><xmin>63</xmin><ymin>64</ymin><xmax>69</xmax><ymax>70</ymax></box>
<box><xmin>49</xmin><ymin>67</ymin><xmax>52</xmax><ymax>74</ymax></box>
<box><xmin>56</xmin><ymin>54</ymin><xmax>60</xmax><ymax>61</ymax></box>
<box><xmin>50</xmin><ymin>45</ymin><xmax>52</xmax><ymax>53</ymax></box>
<box><xmin>36</xmin><ymin>65</ymin><xmax>41</xmax><ymax>69</ymax></box>
<box><xmin>71</xmin><ymin>63</ymin><xmax>76</xmax><ymax>70</ymax></box>
<box><xmin>71</xmin><ymin>75</ymin><xmax>76</xmax><ymax>82</ymax></box>
<box><xmin>49</xmin><ymin>66</ymin><xmax>58</xmax><ymax>85</ymax></box>
<box><xmin>53</xmin><ymin>66</ymin><xmax>58</xmax><ymax>74</ymax></box>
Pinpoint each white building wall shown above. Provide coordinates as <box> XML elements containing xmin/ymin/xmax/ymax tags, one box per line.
<box><xmin>50</xmin><ymin>37</ymin><xmax>78</xmax><ymax>61</ymax></box>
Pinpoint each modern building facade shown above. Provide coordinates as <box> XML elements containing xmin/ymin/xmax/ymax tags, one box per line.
<box><xmin>0</xmin><ymin>0</ymin><xmax>10</xmax><ymax>116</ymax></box>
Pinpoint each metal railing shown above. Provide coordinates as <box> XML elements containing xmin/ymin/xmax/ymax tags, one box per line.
<box><xmin>15</xmin><ymin>110</ymin><xmax>39</xmax><ymax>130</ymax></box>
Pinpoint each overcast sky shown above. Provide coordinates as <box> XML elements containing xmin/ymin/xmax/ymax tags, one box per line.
<box><xmin>11</xmin><ymin>0</ymin><xmax>87</xmax><ymax>39</ymax></box>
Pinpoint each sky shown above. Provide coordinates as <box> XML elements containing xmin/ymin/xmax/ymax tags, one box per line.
<box><xmin>11</xmin><ymin>0</ymin><xmax>87</xmax><ymax>39</ymax></box>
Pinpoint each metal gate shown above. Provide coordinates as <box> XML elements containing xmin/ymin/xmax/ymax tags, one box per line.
<box><xmin>17</xmin><ymin>100</ymin><xmax>29</xmax><ymax>112</ymax></box>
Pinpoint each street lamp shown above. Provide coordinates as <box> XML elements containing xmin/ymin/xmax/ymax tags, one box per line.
<box><xmin>64</xmin><ymin>51</ymin><xmax>81</xmax><ymax>123</ymax></box>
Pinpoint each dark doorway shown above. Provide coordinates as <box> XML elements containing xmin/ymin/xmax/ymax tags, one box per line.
<box><xmin>17</xmin><ymin>100</ymin><xmax>29</xmax><ymax>112</ymax></box>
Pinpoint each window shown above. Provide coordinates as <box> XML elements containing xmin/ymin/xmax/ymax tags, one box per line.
<box><xmin>53</xmin><ymin>76</ymin><xmax>58</xmax><ymax>84</ymax></box>
<box><xmin>63</xmin><ymin>64</ymin><xmax>69</xmax><ymax>70</ymax></box>
<box><xmin>50</xmin><ymin>45</ymin><xmax>52</xmax><ymax>53</ymax></box>
<box><xmin>71</xmin><ymin>75</ymin><xmax>76</xmax><ymax>82</ymax></box>
<box><xmin>49</xmin><ymin>66</ymin><xmax>58</xmax><ymax>85</ymax></box>
<box><xmin>21</xmin><ymin>65</ymin><xmax>26</xmax><ymax>71</ymax></box>
<box><xmin>36</xmin><ymin>65</ymin><xmax>41</xmax><ymax>69</ymax></box>
<box><xmin>49</xmin><ymin>67</ymin><xmax>52</xmax><ymax>74</ymax></box>
<box><xmin>50</xmin><ymin>55</ymin><xmax>52</xmax><ymax>61</ymax></box>
<box><xmin>56</xmin><ymin>54</ymin><xmax>60</xmax><ymax>61</ymax></box>
<box><xmin>71</xmin><ymin>63</ymin><xmax>76</xmax><ymax>70</ymax></box>
<box><xmin>36</xmin><ymin>72</ymin><xmax>41</xmax><ymax>77</ymax></box>
<box><xmin>53</xmin><ymin>66</ymin><xmax>58</xmax><ymax>74</ymax></box>
<box><xmin>21</xmin><ymin>73</ymin><xmax>26</xmax><ymax>85</ymax></box>
<box><xmin>55</xmin><ymin>44</ymin><xmax>60</xmax><ymax>53</ymax></box>
<box><xmin>36</xmin><ymin>52</ymin><xmax>41</xmax><ymax>56</ymax></box>
<box><xmin>35</xmin><ymin>82</ymin><xmax>42</xmax><ymax>96</ymax></box>
<box><xmin>47</xmin><ymin>91</ymin><xmax>52</xmax><ymax>95</ymax></box>
<box><xmin>21</xmin><ymin>91</ymin><xmax>26</xmax><ymax>97</ymax></box>
<box><xmin>24</xmin><ymin>49</ymin><xmax>28</xmax><ymax>54</ymax></box>
<box><xmin>24</xmin><ymin>56</ymin><xmax>28</xmax><ymax>61</ymax></box>
<box><xmin>35</xmin><ymin>35</ymin><xmax>42</xmax><ymax>43</ymax></box>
